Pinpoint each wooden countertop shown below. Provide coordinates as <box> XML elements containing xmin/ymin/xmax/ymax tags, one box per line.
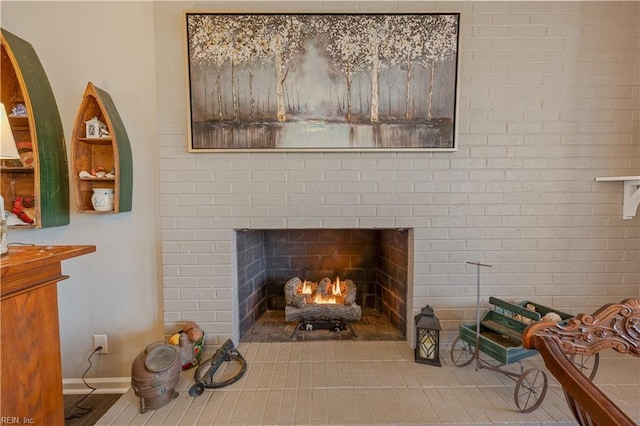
<box><xmin>1</xmin><ymin>244</ymin><xmax>96</xmax><ymax>423</ymax></box>
<box><xmin>1</xmin><ymin>245</ymin><xmax>96</xmax><ymax>299</ymax></box>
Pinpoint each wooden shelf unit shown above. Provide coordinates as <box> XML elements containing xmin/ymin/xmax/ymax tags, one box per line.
<box><xmin>71</xmin><ymin>82</ymin><xmax>133</xmax><ymax>213</ymax></box>
<box><xmin>0</xmin><ymin>28</ymin><xmax>69</xmax><ymax>228</ymax></box>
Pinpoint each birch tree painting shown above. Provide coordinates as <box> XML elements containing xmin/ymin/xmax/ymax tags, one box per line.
<box><xmin>186</xmin><ymin>13</ymin><xmax>459</xmax><ymax>151</ymax></box>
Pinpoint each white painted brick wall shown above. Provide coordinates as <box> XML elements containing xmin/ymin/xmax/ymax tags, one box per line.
<box><xmin>154</xmin><ymin>1</ymin><xmax>639</xmax><ymax>346</ymax></box>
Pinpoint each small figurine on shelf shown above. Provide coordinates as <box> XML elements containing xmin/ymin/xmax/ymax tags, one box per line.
<box><xmin>11</xmin><ymin>197</ymin><xmax>34</xmax><ymax>224</ymax></box>
<box><xmin>10</xmin><ymin>104</ymin><xmax>27</xmax><ymax>117</ymax></box>
<box><xmin>16</xmin><ymin>141</ymin><xmax>34</xmax><ymax>168</ymax></box>
<box><xmin>90</xmin><ymin>166</ymin><xmax>106</xmax><ymax>178</ymax></box>
<box><xmin>85</xmin><ymin>116</ymin><xmax>107</xmax><ymax>139</ymax></box>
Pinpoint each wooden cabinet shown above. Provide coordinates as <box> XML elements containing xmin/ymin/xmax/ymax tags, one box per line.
<box><xmin>71</xmin><ymin>82</ymin><xmax>133</xmax><ymax>213</ymax></box>
<box><xmin>0</xmin><ymin>28</ymin><xmax>69</xmax><ymax>228</ymax></box>
<box><xmin>1</xmin><ymin>245</ymin><xmax>96</xmax><ymax>424</ymax></box>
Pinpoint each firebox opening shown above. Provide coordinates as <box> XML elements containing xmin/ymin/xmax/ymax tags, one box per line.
<box><xmin>235</xmin><ymin>228</ymin><xmax>410</xmax><ymax>340</ymax></box>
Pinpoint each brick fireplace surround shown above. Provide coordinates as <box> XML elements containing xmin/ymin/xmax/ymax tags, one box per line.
<box><xmin>157</xmin><ymin>1</ymin><xmax>639</xmax><ymax>350</ymax></box>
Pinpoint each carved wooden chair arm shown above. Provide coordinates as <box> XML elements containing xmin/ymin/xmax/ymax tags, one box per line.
<box><xmin>522</xmin><ymin>298</ymin><xmax>640</xmax><ymax>426</ymax></box>
<box><xmin>523</xmin><ymin>298</ymin><xmax>640</xmax><ymax>357</ymax></box>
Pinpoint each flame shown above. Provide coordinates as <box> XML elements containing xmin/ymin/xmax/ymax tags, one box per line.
<box><xmin>314</xmin><ymin>293</ymin><xmax>337</xmax><ymax>304</ymax></box>
<box><xmin>296</xmin><ymin>277</ymin><xmax>343</xmax><ymax>304</ymax></box>
<box><xmin>301</xmin><ymin>280</ymin><xmax>312</xmax><ymax>294</ymax></box>
<box><xmin>332</xmin><ymin>277</ymin><xmax>342</xmax><ymax>296</ymax></box>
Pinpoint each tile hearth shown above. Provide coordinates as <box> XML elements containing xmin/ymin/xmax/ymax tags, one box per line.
<box><xmin>97</xmin><ymin>342</ymin><xmax>639</xmax><ymax>425</ymax></box>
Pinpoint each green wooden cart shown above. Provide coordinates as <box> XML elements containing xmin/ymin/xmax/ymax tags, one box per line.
<box><xmin>450</xmin><ymin>297</ymin><xmax>599</xmax><ymax>413</ymax></box>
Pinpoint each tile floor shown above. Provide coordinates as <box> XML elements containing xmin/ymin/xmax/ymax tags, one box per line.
<box><xmin>97</xmin><ymin>341</ymin><xmax>639</xmax><ymax>425</ymax></box>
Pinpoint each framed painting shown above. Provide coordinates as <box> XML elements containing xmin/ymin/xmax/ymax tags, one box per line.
<box><xmin>185</xmin><ymin>13</ymin><xmax>460</xmax><ymax>152</ymax></box>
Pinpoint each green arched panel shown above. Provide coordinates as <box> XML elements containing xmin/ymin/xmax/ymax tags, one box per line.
<box><xmin>2</xmin><ymin>28</ymin><xmax>69</xmax><ymax>227</ymax></box>
<box><xmin>91</xmin><ymin>84</ymin><xmax>133</xmax><ymax>212</ymax></box>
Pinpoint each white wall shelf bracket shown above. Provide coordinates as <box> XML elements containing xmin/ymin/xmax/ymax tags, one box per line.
<box><xmin>595</xmin><ymin>176</ymin><xmax>640</xmax><ymax>220</ymax></box>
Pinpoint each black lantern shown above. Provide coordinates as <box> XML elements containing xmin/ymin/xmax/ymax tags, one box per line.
<box><xmin>414</xmin><ymin>305</ymin><xmax>441</xmax><ymax>366</ymax></box>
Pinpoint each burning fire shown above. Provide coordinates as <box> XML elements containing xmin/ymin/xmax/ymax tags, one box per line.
<box><xmin>298</xmin><ymin>277</ymin><xmax>343</xmax><ymax>304</ymax></box>
<box><xmin>333</xmin><ymin>277</ymin><xmax>342</xmax><ymax>296</ymax></box>
<box><xmin>314</xmin><ymin>294</ymin><xmax>336</xmax><ymax>304</ymax></box>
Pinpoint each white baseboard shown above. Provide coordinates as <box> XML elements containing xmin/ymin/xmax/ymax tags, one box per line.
<box><xmin>63</xmin><ymin>377</ymin><xmax>131</xmax><ymax>395</ymax></box>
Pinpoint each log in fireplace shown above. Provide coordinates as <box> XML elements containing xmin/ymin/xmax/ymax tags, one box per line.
<box><xmin>284</xmin><ymin>276</ymin><xmax>362</xmax><ymax>337</ymax></box>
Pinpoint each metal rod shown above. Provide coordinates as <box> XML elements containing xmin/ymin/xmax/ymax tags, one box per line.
<box><xmin>477</xmin><ymin>358</ymin><xmax>522</xmax><ymax>382</ymax></box>
<box><xmin>467</xmin><ymin>261</ymin><xmax>492</xmax><ymax>370</ymax></box>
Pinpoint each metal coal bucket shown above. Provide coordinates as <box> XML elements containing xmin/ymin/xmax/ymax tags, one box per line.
<box><xmin>131</xmin><ymin>342</ymin><xmax>181</xmax><ymax>413</ymax></box>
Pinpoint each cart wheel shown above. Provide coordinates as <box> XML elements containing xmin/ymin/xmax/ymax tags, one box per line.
<box><xmin>450</xmin><ymin>336</ymin><xmax>475</xmax><ymax>367</ymax></box>
<box><xmin>514</xmin><ymin>368</ymin><xmax>548</xmax><ymax>413</ymax></box>
<box><xmin>569</xmin><ymin>353</ymin><xmax>599</xmax><ymax>381</ymax></box>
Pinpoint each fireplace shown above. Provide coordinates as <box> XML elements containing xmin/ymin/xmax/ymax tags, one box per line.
<box><xmin>235</xmin><ymin>228</ymin><xmax>410</xmax><ymax>339</ymax></box>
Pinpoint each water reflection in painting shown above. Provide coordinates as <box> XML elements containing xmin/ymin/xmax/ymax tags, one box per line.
<box><xmin>192</xmin><ymin>120</ymin><xmax>454</xmax><ymax>150</ymax></box>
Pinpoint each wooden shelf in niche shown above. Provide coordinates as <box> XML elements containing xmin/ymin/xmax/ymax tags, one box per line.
<box><xmin>71</xmin><ymin>82</ymin><xmax>133</xmax><ymax>213</ymax></box>
<box><xmin>1</xmin><ymin>28</ymin><xmax>69</xmax><ymax>228</ymax></box>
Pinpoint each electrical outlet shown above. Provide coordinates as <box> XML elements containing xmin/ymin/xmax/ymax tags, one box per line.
<box><xmin>93</xmin><ymin>334</ymin><xmax>109</xmax><ymax>354</ymax></box>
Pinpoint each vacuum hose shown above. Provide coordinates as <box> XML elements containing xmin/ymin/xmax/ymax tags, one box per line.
<box><xmin>188</xmin><ymin>339</ymin><xmax>247</xmax><ymax>397</ymax></box>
